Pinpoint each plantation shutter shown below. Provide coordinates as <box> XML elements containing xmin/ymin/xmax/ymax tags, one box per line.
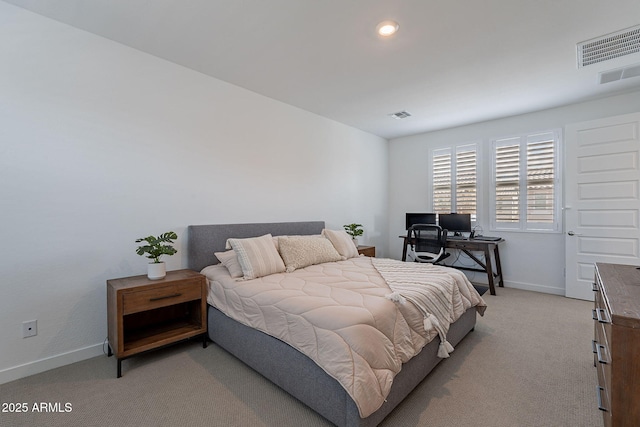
<box><xmin>456</xmin><ymin>146</ymin><xmax>477</xmax><ymax>219</ymax></box>
<box><xmin>492</xmin><ymin>130</ymin><xmax>560</xmax><ymax>231</ymax></box>
<box><xmin>432</xmin><ymin>144</ymin><xmax>477</xmax><ymax>219</ymax></box>
<box><xmin>526</xmin><ymin>133</ymin><xmax>555</xmax><ymax>224</ymax></box>
<box><xmin>494</xmin><ymin>138</ymin><xmax>521</xmax><ymax>225</ymax></box>
<box><xmin>432</xmin><ymin>148</ymin><xmax>452</xmax><ymax>213</ymax></box>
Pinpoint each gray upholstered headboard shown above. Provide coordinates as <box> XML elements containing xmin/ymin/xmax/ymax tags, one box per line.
<box><xmin>187</xmin><ymin>221</ymin><xmax>326</xmax><ymax>272</ymax></box>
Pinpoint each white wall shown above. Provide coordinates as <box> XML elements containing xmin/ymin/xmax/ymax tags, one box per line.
<box><xmin>389</xmin><ymin>90</ymin><xmax>640</xmax><ymax>294</ymax></box>
<box><xmin>0</xmin><ymin>3</ymin><xmax>388</xmax><ymax>383</ymax></box>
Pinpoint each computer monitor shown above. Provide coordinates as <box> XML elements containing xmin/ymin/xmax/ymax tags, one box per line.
<box><xmin>405</xmin><ymin>213</ymin><xmax>437</xmax><ymax>230</ymax></box>
<box><xmin>438</xmin><ymin>213</ymin><xmax>472</xmax><ymax>235</ymax></box>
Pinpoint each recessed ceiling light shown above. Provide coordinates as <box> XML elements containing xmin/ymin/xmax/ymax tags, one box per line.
<box><xmin>376</xmin><ymin>20</ymin><xmax>399</xmax><ymax>37</ymax></box>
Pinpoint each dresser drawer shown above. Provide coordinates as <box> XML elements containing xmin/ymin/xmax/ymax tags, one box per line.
<box><xmin>594</xmin><ymin>318</ymin><xmax>609</xmax><ymax>350</ymax></box>
<box><xmin>122</xmin><ymin>279</ymin><xmax>203</xmax><ymax>315</ymax></box>
<box><xmin>594</xmin><ymin>338</ymin><xmax>611</xmax><ymax>384</ymax></box>
<box><xmin>593</xmin><ymin>307</ymin><xmax>611</xmax><ymax>338</ymax></box>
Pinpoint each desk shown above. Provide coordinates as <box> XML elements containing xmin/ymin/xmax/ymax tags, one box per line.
<box><xmin>401</xmin><ymin>236</ymin><xmax>505</xmax><ymax>295</ymax></box>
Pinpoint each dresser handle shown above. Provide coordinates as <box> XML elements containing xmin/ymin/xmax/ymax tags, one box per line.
<box><xmin>596</xmin><ymin>344</ymin><xmax>609</xmax><ymax>364</ymax></box>
<box><xmin>592</xmin><ymin>308</ymin><xmax>610</xmax><ymax>324</ymax></box>
<box><xmin>592</xmin><ymin>340</ymin><xmax>597</xmax><ymax>353</ymax></box>
<box><xmin>592</xmin><ymin>282</ymin><xmax>598</xmax><ymax>292</ymax></box>
<box><xmin>596</xmin><ymin>386</ymin><xmax>608</xmax><ymax>412</ymax></box>
<box><xmin>149</xmin><ymin>293</ymin><xmax>182</xmax><ymax>302</ymax></box>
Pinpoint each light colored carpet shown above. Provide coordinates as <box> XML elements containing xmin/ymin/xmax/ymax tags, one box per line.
<box><xmin>0</xmin><ymin>287</ymin><xmax>601</xmax><ymax>427</ymax></box>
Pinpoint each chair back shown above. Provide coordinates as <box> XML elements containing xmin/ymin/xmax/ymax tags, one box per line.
<box><xmin>407</xmin><ymin>224</ymin><xmax>448</xmax><ymax>263</ymax></box>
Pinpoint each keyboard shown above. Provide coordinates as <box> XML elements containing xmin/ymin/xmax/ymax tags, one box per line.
<box><xmin>472</xmin><ymin>236</ymin><xmax>502</xmax><ymax>241</ymax></box>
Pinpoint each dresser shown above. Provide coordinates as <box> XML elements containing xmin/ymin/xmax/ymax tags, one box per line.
<box><xmin>593</xmin><ymin>263</ymin><xmax>640</xmax><ymax>427</ymax></box>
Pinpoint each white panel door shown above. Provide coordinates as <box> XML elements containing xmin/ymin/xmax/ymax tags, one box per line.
<box><xmin>565</xmin><ymin>112</ymin><xmax>640</xmax><ymax>300</ymax></box>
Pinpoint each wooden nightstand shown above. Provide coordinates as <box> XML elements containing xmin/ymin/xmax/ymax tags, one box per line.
<box><xmin>107</xmin><ymin>269</ymin><xmax>207</xmax><ymax>378</ymax></box>
<box><xmin>357</xmin><ymin>245</ymin><xmax>376</xmax><ymax>257</ymax></box>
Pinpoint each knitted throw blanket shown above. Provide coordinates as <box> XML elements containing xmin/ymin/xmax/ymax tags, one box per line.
<box><xmin>371</xmin><ymin>258</ymin><xmax>481</xmax><ymax>358</ymax></box>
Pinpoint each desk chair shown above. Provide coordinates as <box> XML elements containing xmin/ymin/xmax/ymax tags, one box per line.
<box><xmin>407</xmin><ymin>224</ymin><xmax>450</xmax><ymax>264</ymax></box>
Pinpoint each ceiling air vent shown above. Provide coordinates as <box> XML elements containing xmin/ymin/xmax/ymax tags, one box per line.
<box><xmin>599</xmin><ymin>63</ymin><xmax>640</xmax><ymax>84</ymax></box>
<box><xmin>389</xmin><ymin>110</ymin><xmax>412</xmax><ymax>120</ymax></box>
<box><xmin>577</xmin><ymin>25</ymin><xmax>640</xmax><ymax>68</ymax></box>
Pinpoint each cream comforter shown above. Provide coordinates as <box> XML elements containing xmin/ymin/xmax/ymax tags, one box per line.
<box><xmin>202</xmin><ymin>256</ymin><xmax>486</xmax><ymax>418</ymax></box>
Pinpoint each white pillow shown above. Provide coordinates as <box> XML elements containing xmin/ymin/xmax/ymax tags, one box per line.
<box><xmin>322</xmin><ymin>229</ymin><xmax>359</xmax><ymax>259</ymax></box>
<box><xmin>278</xmin><ymin>236</ymin><xmax>343</xmax><ymax>272</ymax></box>
<box><xmin>214</xmin><ymin>250</ymin><xmax>244</xmax><ymax>279</ymax></box>
<box><xmin>225</xmin><ymin>234</ymin><xmax>286</xmax><ymax>280</ymax></box>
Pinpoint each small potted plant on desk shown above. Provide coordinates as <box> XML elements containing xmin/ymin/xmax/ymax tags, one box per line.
<box><xmin>343</xmin><ymin>223</ymin><xmax>363</xmax><ymax>247</ymax></box>
<box><xmin>135</xmin><ymin>231</ymin><xmax>178</xmax><ymax>280</ymax></box>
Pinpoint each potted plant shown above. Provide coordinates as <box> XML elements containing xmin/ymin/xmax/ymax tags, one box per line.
<box><xmin>343</xmin><ymin>223</ymin><xmax>363</xmax><ymax>247</ymax></box>
<box><xmin>135</xmin><ymin>231</ymin><xmax>178</xmax><ymax>280</ymax></box>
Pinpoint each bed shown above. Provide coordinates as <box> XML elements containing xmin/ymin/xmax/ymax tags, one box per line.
<box><xmin>187</xmin><ymin>221</ymin><xmax>485</xmax><ymax>427</ymax></box>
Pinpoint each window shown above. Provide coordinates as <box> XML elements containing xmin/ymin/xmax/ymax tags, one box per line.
<box><xmin>491</xmin><ymin>130</ymin><xmax>561</xmax><ymax>231</ymax></box>
<box><xmin>431</xmin><ymin>144</ymin><xmax>477</xmax><ymax>220</ymax></box>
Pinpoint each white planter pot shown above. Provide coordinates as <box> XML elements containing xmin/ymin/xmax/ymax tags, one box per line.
<box><xmin>352</xmin><ymin>238</ymin><xmax>359</xmax><ymax>247</ymax></box>
<box><xmin>148</xmin><ymin>262</ymin><xmax>166</xmax><ymax>280</ymax></box>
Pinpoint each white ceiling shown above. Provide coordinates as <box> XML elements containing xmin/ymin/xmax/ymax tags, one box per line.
<box><xmin>5</xmin><ymin>0</ymin><xmax>640</xmax><ymax>139</ymax></box>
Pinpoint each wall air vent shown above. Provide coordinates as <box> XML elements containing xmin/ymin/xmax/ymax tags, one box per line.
<box><xmin>577</xmin><ymin>25</ymin><xmax>640</xmax><ymax>68</ymax></box>
<box><xmin>389</xmin><ymin>110</ymin><xmax>412</xmax><ymax>120</ymax></box>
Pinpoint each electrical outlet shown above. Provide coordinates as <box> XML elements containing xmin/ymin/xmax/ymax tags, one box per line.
<box><xmin>22</xmin><ymin>320</ymin><xmax>37</xmax><ymax>338</ymax></box>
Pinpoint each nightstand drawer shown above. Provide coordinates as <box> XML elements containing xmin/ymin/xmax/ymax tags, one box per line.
<box><xmin>122</xmin><ymin>280</ymin><xmax>202</xmax><ymax>315</ymax></box>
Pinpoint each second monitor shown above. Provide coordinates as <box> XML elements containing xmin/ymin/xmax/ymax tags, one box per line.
<box><xmin>438</xmin><ymin>213</ymin><xmax>472</xmax><ymax>236</ymax></box>
<box><xmin>405</xmin><ymin>213</ymin><xmax>437</xmax><ymax>229</ymax></box>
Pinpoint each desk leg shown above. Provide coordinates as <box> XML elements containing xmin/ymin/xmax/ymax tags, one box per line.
<box><xmin>484</xmin><ymin>246</ymin><xmax>496</xmax><ymax>296</ymax></box>
<box><xmin>402</xmin><ymin>237</ymin><xmax>408</xmax><ymax>262</ymax></box>
<box><xmin>494</xmin><ymin>245</ymin><xmax>504</xmax><ymax>288</ymax></box>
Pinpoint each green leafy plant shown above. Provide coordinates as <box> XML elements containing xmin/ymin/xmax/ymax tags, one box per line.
<box><xmin>135</xmin><ymin>231</ymin><xmax>178</xmax><ymax>264</ymax></box>
<box><xmin>343</xmin><ymin>223</ymin><xmax>363</xmax><ymax>239</ymax></box>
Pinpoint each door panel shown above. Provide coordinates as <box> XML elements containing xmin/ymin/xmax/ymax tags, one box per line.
<box><xmin>579</xmin><ymin>151</ymin><xmax>637</xmax><ymax>172</ymax></box>
<box><xmin>578</xmin><ymin>236</ymin><xmax>637</xmax><ymax>257</ymax></box>
<box><xmin>565</xmin><ymin>113</ymin><xmax>640</xmax><ymax>300</ymax></box>
<box><xmin>579</xmin><ymin>209</ymin><xmax>637</xmax><ymax>228</ymax></box>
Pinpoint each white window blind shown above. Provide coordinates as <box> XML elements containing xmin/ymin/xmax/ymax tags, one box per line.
<box><xmin>491</xmin><ymin>131</ymin><xmax>560</xmax><ymax>231</ymax></box>
<box><xmin>431</xmin><ymin>144</ymin><xmax>477</xmax><ymax>220</ymax></box>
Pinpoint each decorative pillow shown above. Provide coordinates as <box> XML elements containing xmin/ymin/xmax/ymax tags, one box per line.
<box><xmin>322</xmin><ymin>228</ymin><xmax>359</xmax><ymax>259</ymax></box>
<box><xmin>214</xmin><ymin>250</ymin><xmax>244</xmax><ymax>279</ymax></box>
<box><xmin>273</xmin><ymin>234</ymin><xmax>321</xmax><ymax>251</ymax></box>
<box><xmin>275</xmin><ymin>234</ymin><xmax>322</xmax><ymax>243</ymax></box>
<box><xmin>278</xmin><ymin>236</ymin><xmax>343</xmax><ymax>272</ymax></box>
<box><xmin>225</xmin><ymin>234</ymin><xmax>286</xmax><ymax>280</ymax></box>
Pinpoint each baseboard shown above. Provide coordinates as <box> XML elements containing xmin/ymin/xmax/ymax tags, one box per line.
<box><xmin>469</xmin><ymin>277</ymin><xmax>564</xmax><ymax>296</ymax></box>
<box><xmin>502</xmin><ymin>280</ymin><xmax>565</xmax><ymax>296</ymax></box>
<box><xmin>0</xmin><ymin>343</ymin><xmax>104</xmax><ymax>385</ymax></box>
